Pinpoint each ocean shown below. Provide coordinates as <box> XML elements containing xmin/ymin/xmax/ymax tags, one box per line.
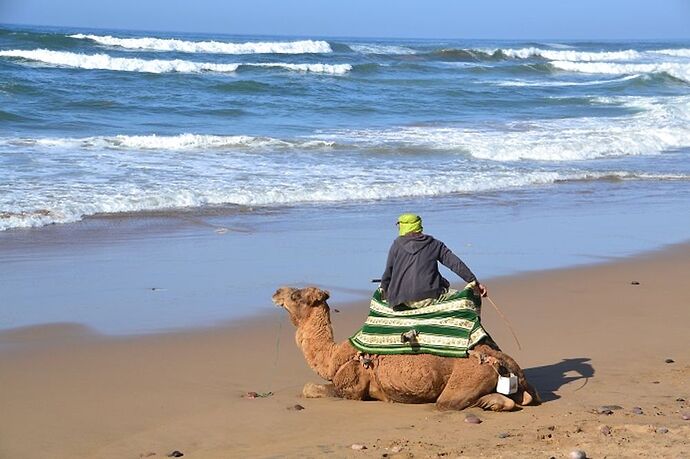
<box><xmin>1</xmin><ymin>24</ymin><xmax>689</xmax><ymax>333</ymax></box>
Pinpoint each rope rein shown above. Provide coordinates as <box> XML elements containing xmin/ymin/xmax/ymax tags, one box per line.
<box><xmin>485</xmin><ymin>295</ymin><xmax>522</xmax><ymax>351</ymax></box>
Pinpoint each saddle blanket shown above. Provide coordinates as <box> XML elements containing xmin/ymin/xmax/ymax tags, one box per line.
<box><xmin>349</xmin><ymin>284</ymin><xmax>489</xmax><ymax>358</ymax></box>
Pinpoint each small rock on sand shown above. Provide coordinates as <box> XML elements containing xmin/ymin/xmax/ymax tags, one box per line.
<box><xmin>632</xmin><ymin>406</ymin><xmax>644</xmax><ymax>415</ymax></box>
<box><xmin>682</xmin><ymin>411</ymin><xmax>690</xmax><ymax>421</ymax></box>
<box><xmin>497</xmin><ymin>432</ymin><xmax>510</xmax><ymax>439</ymax></box>
<box><xmin>287</xmin><ymin>404</ymin><xmax>305</xmax><ymax>411</ymax></box>
<box><xmin>464</xmin><ymin>414</ymin><xmax>482</xmax><ymax>424</ymax></box>
<box><xmin>594</xmin><ymin>407</ymin><xmax>613</xmax><ymax>415</ymax></box>
<box><xmin>568</xmin><ymin>450</ymin><xmax>587</xmax><ymax>459</ymax></box>
<box><xmin>656</xmin><ymin>427</ymin><xmax>669</xmax><ymax>434</ymax></box>
<box><xmin>600</xmin><ymin>425</ymin><xmax>611</xmax><ymax>435</ymax></box>
<box><xmin>665</xmin><ymin>358</ymin><xmax>675</xmax><ymax>363</ymax></box>
<box><xmin>244</xmin><ymin>391</ymin><xmax>258</xmax><ymax>399</ymax></box>
<box><xmin>139</xmin><ymin>453</ymin><xmax>156</xmax><ymax>458</ymax></box>
<box><xmin>167</xmin><ymin>452</ymin><xmax>184</xmax><ymax>458</ymax></box>
<box><xmin>630</xmin><ymin>281</ymin><xmax>640</xmax><ymax>285</ymax></box>
<box><xmin>351</xmin><ymin>443</ymin><xmax>367</xmax><ymax>450</ymax></box>
<box><xmin>601</xmin><ymin>405</ymin><xmax>623</xmax><ymax>411</ymax></box>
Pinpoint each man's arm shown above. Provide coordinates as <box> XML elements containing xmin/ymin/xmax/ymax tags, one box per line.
<box><xmin>438</xmin><ymin>242</ymin><xmax>477</xmax><ymax>284</ymax></box>
<box><xmin>438</xmin><ymin>241</ymin><xmax>488</xmax><ymax>297</ymax></box>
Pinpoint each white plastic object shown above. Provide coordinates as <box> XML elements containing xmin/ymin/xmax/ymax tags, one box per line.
<box><xmin>496</xmin><ymin>373</ymin><xmax>518</xmax><ymax>395</ymax></box>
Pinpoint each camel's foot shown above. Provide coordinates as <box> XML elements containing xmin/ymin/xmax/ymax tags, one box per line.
<box><xmin>302</xmin><ymin>382</ymin><xmax>337</xmax><ymax>398</ymax></box>
<box><xmin>473</xmin><ymin>393</ymin><xmax>517</xmax><ymax>412</ymax></box>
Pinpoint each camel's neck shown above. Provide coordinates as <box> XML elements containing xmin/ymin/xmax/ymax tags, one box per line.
<box><xmin>295</xmin><ymin>306</ymin><xmax>340</xmax><ymax>380</ymax></box>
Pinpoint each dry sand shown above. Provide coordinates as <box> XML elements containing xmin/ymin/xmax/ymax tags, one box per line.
<box><xmin>1</xmin><ymin>244</ymin><xmax>689</xmax><ymax>458</ymax></box>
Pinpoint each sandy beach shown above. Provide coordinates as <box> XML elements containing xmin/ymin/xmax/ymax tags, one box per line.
<box><xmin>1</xmin><ymin>242</ymin><xmax>688</xmax><ymax>459</ymax></box>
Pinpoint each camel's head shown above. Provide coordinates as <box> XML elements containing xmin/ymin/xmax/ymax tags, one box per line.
<box><xmin>272</xmin><ymin>286</ymin><xmax>330</xmax><ymax>326</ymax></box>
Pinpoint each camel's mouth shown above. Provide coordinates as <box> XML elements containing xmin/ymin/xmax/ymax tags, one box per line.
<box><xmin>271</xmin><ymin>291</ymin><xmax>288</xmax><ymax>309</ymax></box>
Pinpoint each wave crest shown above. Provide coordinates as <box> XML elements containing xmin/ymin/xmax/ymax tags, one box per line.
<box><xmin>70</xmin><ymin>33</ymin><xmax>332</xmax><ymax>54</ymax></box>
<box><xmin>551</xmin><ymin>60</ymin><xmax>690</xmax><ymax>83</ymax></box>
<box><xmin>0</xmin><ymin>49</ymin><xmax>351</xmax><ymax>74</ymax></box>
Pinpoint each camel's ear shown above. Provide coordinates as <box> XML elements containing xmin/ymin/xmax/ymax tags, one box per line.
<box><xmin>301</xmin><ymin>287</ymin><xmax>330</xmax><ymax>306</ymax></box>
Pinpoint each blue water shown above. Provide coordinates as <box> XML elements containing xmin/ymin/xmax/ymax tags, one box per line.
<box><xmin>1</xmin><ymin>25</ymin><xmax>690</xmax><ymax>333</ymax></box>
<box><xmin>1</xmin><ymin>24</ymin><xmax>690</xmax><ymax>230</ymax></box>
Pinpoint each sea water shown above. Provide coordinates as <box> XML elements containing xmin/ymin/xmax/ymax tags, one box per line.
<box><xmin>1</xmin><ymin>25</ymin><xmax>689</xmax><ymax>333</ymax></box>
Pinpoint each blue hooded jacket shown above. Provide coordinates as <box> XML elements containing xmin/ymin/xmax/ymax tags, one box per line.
<box><xmin>380</xmin><ymin>233</ymin><xmax>477</xmax><ymax>307</ymax></box>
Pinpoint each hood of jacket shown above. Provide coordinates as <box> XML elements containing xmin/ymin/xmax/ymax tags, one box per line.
<box><xmin>397</xmin><ymin>233</ymin><xmax>433</xmax><ymax>255</ymax></box>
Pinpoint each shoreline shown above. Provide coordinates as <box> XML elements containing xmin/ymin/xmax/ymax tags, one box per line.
<box><xmin>2</xmin><ymin>237</ymin><xmax>688</xmax><ymax>341</ymax></box>
<box><xmin>1</xmin><ymin>243</ymin><xmax>689</xmax><ymax>458</ymax></box>
<box><xmin>2</xmin><ymin>187</ymin><xmax>690</xmax><ymax>335</ymax></box>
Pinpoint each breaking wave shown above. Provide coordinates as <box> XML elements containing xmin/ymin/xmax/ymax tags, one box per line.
<box><xmin>1</xmin><ymin>133</ymin><xmax>335</xmax><ymax>151</ymax></box>
<box><xmin>3</xmin><ymin>168</ymin><xmax>687</xmax><ymax>231</ymax></box>
<box><xmin>0</xmin><ymin>49</ymin><xmax>352</xmax><ymax>74</ymax></box>
<box><xmin>550</xmin><ymin>61</ymin><xmax>690</xmax><ymax>84</ymax></box>
<box><xmin>70</xmin><ymin>33</ymin><xmax>333</xmax><ymax>54</ymax></box>
<box><xmin>316</xmin><ymin>95</ymin><xmax>690</xmax><ymax>161</ymax></box>
<box><xmin>496</xmin><ymin>47</ymin><xmax>643</xmax><ymax>61</ymax></box>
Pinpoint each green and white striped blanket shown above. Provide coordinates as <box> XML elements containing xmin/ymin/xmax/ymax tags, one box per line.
<box><xmin>349</xmin><ymin>284</ymin><xmax>489</xmax><ymax>358</ymax></box>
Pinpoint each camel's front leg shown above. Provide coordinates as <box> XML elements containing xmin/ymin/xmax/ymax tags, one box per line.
<box><xmin>331</xmin><ymin>360</ymin><xmax>371</xmax><ymax>400</ymax></box>
<box><xmin>302</xmin><ymin>382</ymin><xmax>337</xmax><ymax>398</ymax></box>
<box><xmin>435</xmin><ymin>359</ymin><xmax>500</xmax><ymax>411</ymax></box>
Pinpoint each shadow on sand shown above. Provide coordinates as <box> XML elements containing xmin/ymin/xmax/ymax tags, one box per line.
<box><xmin>524</xmin><ymin>358</ymin><xmax>595</xmax><ymax>402</ymax></box>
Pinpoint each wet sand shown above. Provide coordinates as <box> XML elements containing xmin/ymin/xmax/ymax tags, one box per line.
<box><xmin>1</xmin><ymin>243</ymin><xmax>689</xmax><ymax>458</ymax></box>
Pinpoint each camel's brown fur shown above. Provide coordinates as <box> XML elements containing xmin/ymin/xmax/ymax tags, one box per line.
<box><xmin>273</xmin><ymin>286</ymin><xmax>540</xmax><ymax>411</ymax></box>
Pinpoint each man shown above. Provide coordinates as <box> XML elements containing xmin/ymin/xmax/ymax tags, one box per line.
<box><xmin>380</xmin><ymin>213</ymin><xmax>487</xmax><ymax>308</ymax></box>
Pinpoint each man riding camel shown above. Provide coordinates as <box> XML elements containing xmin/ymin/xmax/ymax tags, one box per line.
<box><xmin>380</xmin><ymin>213</ymin><xmax>487</xmax><ymax>309</ymax></box>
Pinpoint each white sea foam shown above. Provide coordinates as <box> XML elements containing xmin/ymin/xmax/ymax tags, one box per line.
<box><xmin>550</xmin><ymin>60</ymin><xmax>690</xmax><ymax>83</ymax></box>
<box><xmin>0</xmin><ymin>49</ymin><xmax>351</xmax><ymax>74</ymax></box>
<box><xmin>70</xmin><ymin>33</ymin><xmax>332</xmax><ymax>54</ymax></box>
<box><xmin>3</xmin><ymin>166</ymin><xmax>686</xmax><ymax>231</ymax></box>
<box><xmin>494</xmin><ymin>74</ymin><xmax>639</xmax><ymax>87</ymax></box>
<box><xmin>496</xmin><ymin>47</ymin><xmax>643</xmax><ymax>62</ymax></box>
<box><xmin>651</xmin><ymin>48</ymin><xmax>690</xmax><ymax>58</ymax></box>
<box><xmin>2</xmin><ymin>133</ymin><xmax>335</xmax><ymax>150</ymax></box>
<box><xmin>319</xmin><ymin>95</ymin><xmax>690</xmax><ymax>161</ymax></box>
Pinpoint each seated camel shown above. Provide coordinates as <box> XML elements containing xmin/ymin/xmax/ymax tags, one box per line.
<box><xmin>273</xmin><ymin>286</ymin><xmax>539</xmax><ymax>411</ymax></box>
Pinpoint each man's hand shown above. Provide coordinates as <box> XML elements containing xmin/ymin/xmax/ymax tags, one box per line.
<box><xmin>473</xmin><ymin>283</ymin><xmax>488</xmax><ymax>298</ymax></box>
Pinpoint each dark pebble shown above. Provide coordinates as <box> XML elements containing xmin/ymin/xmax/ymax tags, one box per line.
<box><xmin>630</xmin><ymin>281</ymin><xmax>640</xmax><ymax>285</ymax></box>
<box><xmin>288</xmin><ymin>404</ymin><xmax>305</xmax><ymax>411</ymax></box>
<box><xmin>677</xmin><ymin>398</ymin><xmax>686</xmax><ymax>402</ymax></box>
<box><xmin>601</xmin><ymin>405</ymin><xmax>623</xmax><ymax>411</ymax></box>
<box><xmin>464</xmin><ymin>414</ymin><xmax>482</xmax><ymax>424</ymax></box>
<box><xmin>656</xmin><ymin>427</ymin><xmax>669</xmax><ymax>434</ymax></box>
<box><xmin>497</xmin><ymin>432</ymin><xmax>510</xmax><ymax>438</ymax></box>
<box><xmin>333</xmin><ymin>309</ymin><xmax>340</xmax><ymax>313</ymax></box>
<box><xmin>167</xmin><ymin>452</ymin><xmax>184</xmax><ymax>458</ymax></box>
<box><xmin>652</xmin><ymin>381</ymin><xmax>660</xmax><ymax>384</ymax></box>
<box><xmin>632</xmin><ymin>406</ymin><xmax>644</xmax><ymax>415</ymax></box>
<box><xmin>665</xmin><ymin>358</ymin><xmax>675</xmax><ymax>363</ymax></box>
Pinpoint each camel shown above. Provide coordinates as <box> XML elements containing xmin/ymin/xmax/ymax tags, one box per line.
<box><xmin>273</xmin><ymin>286</ymin><xmax>540</xmax><ymax>411</ymax></box>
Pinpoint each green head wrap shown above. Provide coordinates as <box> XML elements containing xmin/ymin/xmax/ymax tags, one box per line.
<box><xmin>397</xmin><ymin>213</ymin><xmax>423</xmax><ymax>236</ymax></box>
